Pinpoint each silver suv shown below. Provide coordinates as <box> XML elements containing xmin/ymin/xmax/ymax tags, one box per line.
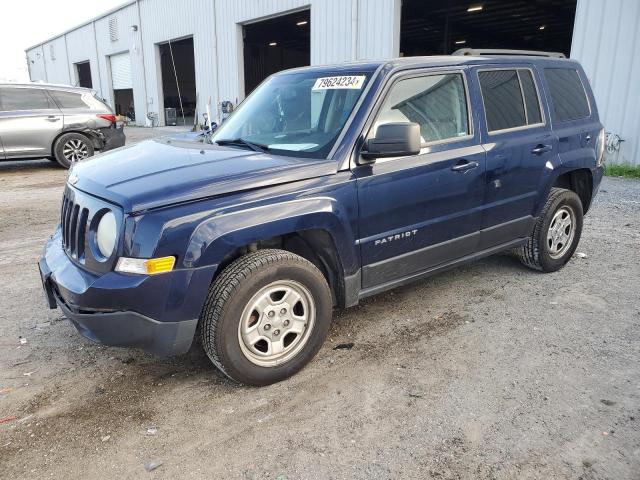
<box><xmin>0</xmin><ymin>83</ymin><xmax>125</xmax><ymax>168</ymax></box>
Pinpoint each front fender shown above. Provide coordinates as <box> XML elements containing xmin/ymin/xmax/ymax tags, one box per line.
<box><xmin>185</xmin><ymin>194</ymin><xmax>359</xmax><ymax>276</ymax></box>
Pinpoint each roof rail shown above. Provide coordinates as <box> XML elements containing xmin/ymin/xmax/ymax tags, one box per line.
<box><xmin>452</xmin><ymin>48</ymin><xmax>566</xmax><ymax>59</ymax></box>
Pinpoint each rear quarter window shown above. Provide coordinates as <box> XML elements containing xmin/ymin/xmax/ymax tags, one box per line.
<box><xmin>49</xmin><ymin>90</ymin><xmax>90</xmax><ymax>109</ymax></box>
<box><xmin>544</xmin><ymin>68</ymin><xmax>590</xmax><ymax>122</ymax></box>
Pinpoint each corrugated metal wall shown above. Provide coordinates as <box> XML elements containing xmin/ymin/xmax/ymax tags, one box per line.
<box><xmin>43</xmin><ymin>36</ymin><xmax>72</xmax><ymax>85</ymax></box>
<box><xmin>356</xmin><ymin>0</ymin><xmax>400</xmax><ymax>60</ymax></box>
<box><xmin>571</xmin><ymin>0</ymin><xmax>640</xmax><ymax>166</ymax></box>
<box><xmin>25</xmin><ymin>0</ymin><xmax>400</xmax><ymax>126</ymax></box>
<box><xmin>138</xmin><ymin>0</ymin><xmax>217</xmax><ymax>126</ymax></box>
<box><xmin>65</xmin><ymin>24</ymin><xmax>101</xmax><ymax>90</ymax></box>
<box><xmin>93</xmin><ymin>3</ymin><xmax>147</xmax><ymax>125</ymax></box>
<box><xmin>22</xmin><ymin>0</ymin><xmax>639</xmax><ymax>164</ymax></box>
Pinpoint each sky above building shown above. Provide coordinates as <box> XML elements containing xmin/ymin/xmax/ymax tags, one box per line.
<box><xmin>0</xmin><ymin>0</ymin><xmax>124</xmax><ymax>82</ymax></box>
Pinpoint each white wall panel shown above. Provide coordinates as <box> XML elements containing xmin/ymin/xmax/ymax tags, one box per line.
<box><xmin>25</xmin><ymin>0</ymin><xmax>400</xmax><ymax>126</ymax></box>
<box><xmin>215</xmin><ymin>0</ymin><xmax>311</xmax><ymax>103</ymax></box>
<box><xmin>138</xmin><ymin>0</ymin><xmax>217</xmax><ymax>126</ymax></box>
<box><xmin>65</xmin><ymin>24</ymin><xmax>100</xmax><ymax>90</ymax></box>
<box><xmin>25</xmin><ymin>46</ymin><xmax>47</xmax><ymax>82</ymax></box>
<box><xmin>39</xmin><ymin>36</ymin><xmax>72</xmax><ymax>85</ymax></box>
<box><xmin>571</xmin><ymin>0</ymin><xmax>640</xmax><ymax>165</ymax></box>
<box><xmin>356</xmin><ymin>0</ymin><xmax>400</xmax><ymax>60</ymax></box>
<box><xmin>94</xmin><ymin>3</ymin><xmax>147</xmax><ymax>125</ymax></box>
<box><xmin>215</xmin><ymin>0</ymin><xmax>398</xmax><ymax>106</ymax></box>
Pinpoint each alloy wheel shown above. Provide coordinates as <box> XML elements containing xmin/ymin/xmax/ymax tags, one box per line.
<box><xmin>62</xmin><ymin>139</ymin><xmax>89</xmax><ymax>163</ymax></box>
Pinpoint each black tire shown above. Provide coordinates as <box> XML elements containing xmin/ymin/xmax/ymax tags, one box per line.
<box><xmin>200</xmin><ymin>249</ymin><xmax>332</xmax><ymax>386</ymax></box>
<box><xmin>519</xmin><ymin>187</ymin><xmax>583</xmax><ymax>272</ymax></box>
<box><xmin>53</xmin><ymin>132</ymin><xmax>94</xmax><ymax>168</ymax></box>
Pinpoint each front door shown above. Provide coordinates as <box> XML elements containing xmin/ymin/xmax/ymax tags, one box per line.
<box><xmin>0</xmin><ymin>87</ymin><xmax>62</xmax><ymax>158</ymax></box>
<box><xmin>354</xmin><ymin>69</ymin><xmax>485</xmax><ymax>290</ymax></box>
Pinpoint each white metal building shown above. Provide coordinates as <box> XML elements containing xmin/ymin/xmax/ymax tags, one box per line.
<box><xmin>25</xmin><ymin>0</ymin><xmax>640</xmax><ymax>165</ymax></box>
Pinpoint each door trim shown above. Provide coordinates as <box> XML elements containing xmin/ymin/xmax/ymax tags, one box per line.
<box><xmin>360</xmin><ymin>237</ymin><xmax>526</xmax><ymax>299</ymax></box>
<box><xmin>361</xmin><ymin>215</ymin><xmax>534</xmax><ymax>290</ymax></box>
<box><xmin>479</xmin><ymin>215</ymin><xmax>534</xmax><ymax>250</ymax></box>
<box><xmin>362</xmin><ymin>230</ymin><xmax>479</xmax><ymax>287</ymax></box>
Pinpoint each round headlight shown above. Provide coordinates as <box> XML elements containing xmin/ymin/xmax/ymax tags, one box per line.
<box><xmin>96</xmin><ymin>211</ymin><xmax>117</xmax><ymax>258</ymax></box>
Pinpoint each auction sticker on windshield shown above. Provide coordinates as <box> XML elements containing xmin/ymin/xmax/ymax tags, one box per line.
<box><xmin>312</xmin><ymin>76</ymin><xmax>366</xmax><ymax>90</ymax></box>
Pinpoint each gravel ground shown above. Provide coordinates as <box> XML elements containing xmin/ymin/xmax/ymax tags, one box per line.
<box><xmin>0</xmin><ymin>130</ymin><xmax>638</xmax><ymax>479</ymax></box>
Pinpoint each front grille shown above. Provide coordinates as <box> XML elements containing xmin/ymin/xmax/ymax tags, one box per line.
<box><xmin>59</xmin><ymin>186</ymin><xmax>121</xmax><ymax>274</ymax></box>
<box><xmin>61</xmin><ymin>190</ymin><xmax>89</xmax><ymax>261</ymax></box>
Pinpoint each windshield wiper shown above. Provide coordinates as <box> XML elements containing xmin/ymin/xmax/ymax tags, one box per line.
<box><xmin>215</xmin><ymin>138</ymin><xmax>270</xmax><ymax>153</ymax></box>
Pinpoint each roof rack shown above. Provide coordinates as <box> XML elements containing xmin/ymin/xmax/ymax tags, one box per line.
<box><xmin>452</xmin><ymin>48</ymin><xmax>566</xmax><ymax>59</ymax></box>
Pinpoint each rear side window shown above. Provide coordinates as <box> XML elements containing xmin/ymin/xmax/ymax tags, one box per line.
<box><xmin>373</xmin><ymin>72</ymin><xmax>470</xmax><ymax>144</ymax></box>
<box><xmin>0</xmin><ymin>87</ymin><xmax>56</xmax><ymax>111</ymax></box>
<box><xmin>544</xmin><ymin>68</ymin><xmax>590</xmax><ymax>121</ymax></box>
<box><xmin>519</xmin><ymin>70</ymin><xmax>542</xmax><ymax>124</ymax></box>
<box><xmin>478</xmin><ymin>68</ymin><xmax>544</xmax><ymax>132</ymax></box>
<box><xmin>49</xmin><ymin>90</ymin><xmax>89</xmax><ymax>109</ymax></box>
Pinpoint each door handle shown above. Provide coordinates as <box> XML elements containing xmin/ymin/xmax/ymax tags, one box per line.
<box><xmin>585</xmin><ymin>134</ymin><xmax>591</xmax><ymax>142</ymax></box>
<box><xmin>45</xmin><ymin>116</ymin><xmax>60</xmax><ymax>122</ymax></box>
<box><xmin>451</xmin><ymin>159</ymin><xmax>479</xmax><ymax>172</ymax></box>
<box><xmin>531</xmin><ymin>144</ymin><xmax>552</xmax><ymax>155</ymax></box>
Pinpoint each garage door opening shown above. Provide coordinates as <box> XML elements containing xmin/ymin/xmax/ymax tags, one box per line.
<box><xmin>159</xmin><ymin>37</ymin><xmax>196</xmax><ymax>126</ymax></box>
<box><xmin>243</xmin><ymin>9</ymin><xmax>310</xmax><ymax>96</ymax></box>
<box><xmin>113</xmin><ymin>89</ymin><xmax>134</xmax><ymax>118</ymax></box>
<box><xmin>400</xmin><ymin>0</ymin><xmax>577</xmax><ymax>57</ymax></box>
<box><xmin>109</xmin><ymin>52</ymin><xmax>135</xmax><ymax>120</ymax></box>
<box><xmin>75</xmin><ymin>61</ymin><xmax>92</xmax><ymax>88</ymax></box>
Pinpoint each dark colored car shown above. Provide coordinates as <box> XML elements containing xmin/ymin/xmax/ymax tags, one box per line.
<box><xmin>0</xmin><ymin>83</ymin><xmax>125</xmax><ymax>168</ymax></box>
<box><xmin>39</xmin><ymin>51</ymin><xmax>605</xmax><ymax>385</ymax></box>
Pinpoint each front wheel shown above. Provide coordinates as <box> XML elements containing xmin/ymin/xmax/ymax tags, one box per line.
<box><xmin>519</xmin><ymin>187</ymin><xmax>584</xmax><ymax>272</ymax></box>
<box><xmin>200</xmin><ymin>250</ymin><xmax>332</xmax><ymax>386</ymax></box>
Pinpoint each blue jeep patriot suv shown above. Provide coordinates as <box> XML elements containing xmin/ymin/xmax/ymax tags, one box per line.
<box><xmin>39</xmin><ymin>51</ymin><xmax>604</xmax><ymax>385</ymax></box>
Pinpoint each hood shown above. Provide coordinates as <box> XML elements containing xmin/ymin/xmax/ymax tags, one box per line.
<box><xmin>70</xmin><ymin>139</ymin><xmax>337</xmax><ymax>212</ymax></box>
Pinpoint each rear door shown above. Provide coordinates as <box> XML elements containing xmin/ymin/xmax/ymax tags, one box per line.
<box><xmin>0</xmin><ymin>87</ymin><xmax>62</xmax><ymax>158</ymax></box>
<box><xmin>355</xmin><ymin>68</ymin><xmax>486</xmax><ymax>290</ymax></box>
<box><xmin>473</xmin><ymin>65</ymin><xmax>555</xmax><ymax>248</ymax></box>
<box><xmin>48</xmin><ymin>89</ymin><xmax>113</xmax><ymax>130</ymax></box>
<box><xmin>542</xmin><ymin>66</ymin><xmax>600</xmax><ymax>171</ymax></box>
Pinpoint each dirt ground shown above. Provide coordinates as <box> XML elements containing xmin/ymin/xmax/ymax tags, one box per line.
<box><xmin>1</xmin><ymin>128</ymin><xmax>639</xmax><ymax>479</ymax></box>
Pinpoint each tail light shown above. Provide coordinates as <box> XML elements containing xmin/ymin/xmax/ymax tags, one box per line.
<box><xmin>97</xmin><ymin>114</ymin><xmax>116</xmax><ymax>124</ymax></box>
<box><xmin>595</xmin><ymin>128</ymin><xmax>605</xmax><ymax>166</ymax></box>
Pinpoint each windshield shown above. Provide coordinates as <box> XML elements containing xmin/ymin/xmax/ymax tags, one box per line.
<box><xmin>212</xmin><ymin>70</ymin><xmax>372</xmax><ymax>159</ymax></box>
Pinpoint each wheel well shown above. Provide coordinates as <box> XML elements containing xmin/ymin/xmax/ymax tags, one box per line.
<box><xmin>50</xmin><ymin>130</ymin><xmax>99</xmax><ymax>156</ymax></box>
<box><xmin>216</xmin><ymin>230</ymin><xmax>345</xmax><ymax>307</ymax></box>
<box><xmin>552</xmin><ymin>169</ymin><xmax>593</xmax><ymax>213</ymax></box>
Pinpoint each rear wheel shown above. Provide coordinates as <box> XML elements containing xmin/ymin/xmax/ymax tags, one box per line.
<box><xmin>53</xmin><ymin>133</ymin><xmax>94</xmax><ymax>168</ymax></box>
<box><xmin>519</xmin><ymin>187</ymin><xmax>583</xmax><ymax>272</ymax></box>
<box><xmin>200</xmin><ymin>249</ymin><xmax>332</xmax><ymax>386</ymax></box>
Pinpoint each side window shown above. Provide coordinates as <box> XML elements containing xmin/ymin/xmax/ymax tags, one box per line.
<box><xmin>544</xmin><ymin>68</ymin><xmax>590</xmax><ymax>122</ymax></box>
<box><xmin>478</xmin><ymin>69</ymin><xmax>544</xmax><ymax>132</ymax></box>
<box><xmin>518</xmin><ymin>70</ymin><xmax>542</xmax><ymax>125</ymax></box>
<box><xmin>49</xmin><ymin>90</ymin><xmax>89</xmax><ymax>109</ymax></box>
<box><xmin>478</xmin><ymin>70</ymin><xmax>526</xmax><ymax>131</ymax></box>
<box><xmin>0</xmin><ymin>88</ymin><xmax>56</xmax><ymax>111</ymax></box>
<box><xmin>373</xmin><ymin>72</ymin><xmax>469</xmax><ymax>144</ymax></box>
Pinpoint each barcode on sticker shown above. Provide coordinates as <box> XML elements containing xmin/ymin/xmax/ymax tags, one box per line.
<box><xmin>312</xmin><ymin>76</ymin><xmax>366</xmax><ymax>90</ymax></box>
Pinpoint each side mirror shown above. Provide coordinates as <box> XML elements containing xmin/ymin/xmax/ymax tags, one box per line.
<box><xmin>360</xmin><ymin>122</ymin><xmax>421</xmax><ymax>162</ymax></box>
